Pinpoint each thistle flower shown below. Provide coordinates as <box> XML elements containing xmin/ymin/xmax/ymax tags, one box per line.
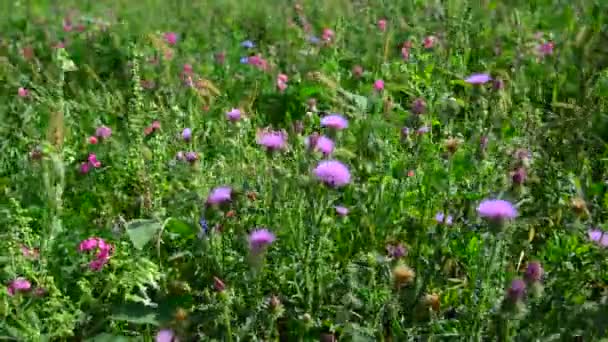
<box><xmin>207</xmin><ymin>186</ymin><xmax>232</xmax><ymax>205</ymax></box>
<box><xmin>307</xmin><ymin>135</ymin><xmax>334</xmax><ymax>156</ymax></box>
<box><xmin>423</xmin><ymin>35</ymin><xmax>436</xmax><ymax>49</ymax></box>
<box><xmin>182</xmin><ymin>128</ymin><xmax>192</xmax><ymax>141</ymax></box>
<box><xmin>377</xmin><ymin>19</ymin><xmax>387</xmax><ymax>32</ymax></box>
<box><xmin>506</xmin><ymin>279</ymin><xmax>526</xmax><ymax>303</ymax></box>
<box><xmin>7</xmin><ymin>278</ymin><xmax>31</xmax><ymax>296</ymax></box>
<box><xmin>477</xmin><ymin>199</ymin><xmax>517</xmax><ymax>221</ymax></box>
<box><xmin>386</xmin><ymin>243</ymin><xmax>407</xmax><ymax>259</ymax></box>
<box><xmin>248</xmin><ymin>228</ymin><xmax>276</xmax><ymax>253</ymax></box>
<box><xmin>164</xmin><ymin>32</ymin><xmax>178</xmax><ymax>45</ymax></box>
<box><xmin>374</xmin><ymin>79</ymin><xmax>385</xmax><ymax>91</ymax></box>
<box><xmin>411</xmin><ymin>98</ymin><xmax>426</xmax><ymax>115</ymax></box>
<box><xmin>511</xmin><ymin>167</ymin><xmax>527</xmax><ymax>185</ymax></box>
<box><xmin>313</xmin><ymin>160</ymin><xmax>351</xmax><ymax>187</ymax></box>
<box><xmin>18</xmin><ymin>87</ymin><xmax>29</xmax><ymax>98</ymax></box>
<box><xmin>334</xmin><ymin>205</ymin><xmax>349</xmax><ymax>217</ymax></box>
<box><xmin>538</xmin><ymin>41</ymin><xmax>554</xmax><ymax>56</ymax></box>
<box><xmin>524</xmin><ymin>261</ymin><xmax>543</xmax><ymax>283</ymax></box>
<box><xmin>588</xmin><ymin>228</ymin><xmax>608</xmax><ymax>247</ymax></box>
<box><xmin>226</xmin><ymin>108</ymin><xmax>242</xmax><ymax>122</ymax></box>
<box><xmin>322</xmin><ymin>28</ymin><xmax>334</xmax><ymax>42</ymax></box>
<box><xmin>185</xmin><ymin>152</ymin><xmax>198</xmax><ymax>162</ymax></box>
<box><xmin>156</xmin><ymin>329</ymin><xmax>178</xmax><ymax>342</ymax></box>
<box><xmin>241</xmin><ymin>40</ymin><xmax>255</xmax><ymax>48</ymax></box>
<box><xmin>464</xmin><ymin>73</ymin><xmax>492</xmax><ymax>85</ymax></box>
<box><xmin>320</xmin><ymin>114</ymin><xmax>348</xmax><ymax>130</ymax></box>
<box><xmin>435</xmin><ymin>212</ymin><xmax>453</xmax><ymax>226</ymax></box>
<box><xmin>78</xmin><ymin>237</ymin><xmax>113</xmax><ymax>271</ymax></box>
<box><xmin>256</xmin><ymin>129</ymin><xmax>288</xmax><ymax>151</ymax></box>
<box><xmin>393</xmin><ymin>264</ymin><xmax>415</xmax><ymax>287</ymax></box>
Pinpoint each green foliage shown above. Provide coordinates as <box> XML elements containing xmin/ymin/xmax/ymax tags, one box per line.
<box><xmin>1</xmin><ymin>0</ymin><xmax>608</xmax><ymax>340</ymax></box>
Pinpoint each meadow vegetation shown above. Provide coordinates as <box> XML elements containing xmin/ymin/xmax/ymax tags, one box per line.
<box><xmin>1</xmin><ymin>0</ymin><xmax>608</xmax><ymax>340</ymax></box>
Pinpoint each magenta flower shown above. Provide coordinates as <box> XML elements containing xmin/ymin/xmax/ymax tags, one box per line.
<box><xmin>256</xmin><ymin>129</ymin><xmax>288</xmax><ymax>151</ymax></box>
<box><xmin>164</xmin><ymin>32</ymin><xmax>178</xmax><ymax>45</ymax></box>
<box><xmin>320</xmin><ymin>114</ymin><xmax>348</xmax><ymax>130</ymax></box>
<box><xmin>435</xmin><ymin>212</ymin><xmax>453</xmax><ymax>226</ymax></box>
<box><xmin>313</xmin><ymin>160</ymin><xmax>351</xmax><ymax>187</ymax></box>
<box><xmin>335</xmin><ymin>206</ymin><xmax>349</xmax><ymax>216</ymax></box>
<box><xmin>18</xmin><ymin>87</ymin><xmax>29</xmax><ymax>98</ymax></box>
<box><xmin>277</xmin><ymin>73</ymin><xmax>288</xmax><ymax>92</ymax></box>
<box><xmin>156</xmin><ymin>329</ymin><xmax>178</xmax><ymax>342</ymax></box>
<box><xmin>506</xmin><ymin>279</ymin><xmax>526</xmax><ymax>303</ymax></box>
<box><xmin>185</xmin><ymin>152</ymin><xmax>198</xmax><ymax>162</ymax></box>
<box><xmin>377</xmin><ymin>19</ymin><xmax>387</xmax><ymax>32</ymax></box>
<box><xmin>524</xmin><ymin>261</ymin><xmax>543</xmax><ymax>283</ymax></box>
<box><xmin>477</xmin><ymin>199</ymin><xmax>518</xmax><ymax>220</ymax></box>
<box><xmin>226</xmin><ymin>108</ymin><xmax>242</xmax><ymax>122</ymax></box>
<box><xmin>322</xmin><ymin>28</ymin><xmax>334</xmax><ymax>42</ymax></box>
<box><xmin>374</xmin><ymin>79</ymin><xmax>385</xmax><ymax>91</ymax></box>
<box><xmin>386</xmin><ymin>243</ymin><xmax>407</xmax><ymax>259</ymax></box>
<box><xmin>7</xmin><ymin>278</ymin><xmax>31</xmax><ymax>296</ymax></box>
<box><xmin>88</xmin><ymin>153</ymin><xmax>101</xmax><ymax>168</ymax></box>
<box><xmin>538</xmin><ymin>42</ymin><xmax>554</xmax><ymax>56</ymax></box>
<box><xmin>95</xmin><ymin>125</ymin><xmax>112</xmax><ymax>139</ymax></box>
<box><xmin>465</xmin><ymin>73</ymin><xmax>492</xmax><ymax>84</ymax></box>
<box><xmin>207</xmin><ymin>186</ymin><xmax>232</xmax><ymax>205</ymax></box>
<box><xmin>249</xmin><ymin>228</ymin><xmax>276</xmax><ymax>253</ymax></box>
<box><xmin>80</xmin><ymin>162</ymin><xmax>91</xmax><ymax>174</ymax></box>
<box><xmin>423</xmin><ymin>35</ymin><xmax>436</xmax><ymax>49</ymax></box>
<box><xmin>306</xmin><ymin>135</ymin><xmax>334</xmax><ymax>156</ymax></box>
<box><xmin>78</xmin><ymin>237</ymin><xmax>113</xmax><ymax>271</ymax></box>
<box><xmin>588</xmin><ymin>228</ymin><xmax>608</xmax><ymax>247</ymax></box>
<box><xmin>411</xmin><ymin>98</ymin><xmax>426</xmax><ymax>115</ymax></box>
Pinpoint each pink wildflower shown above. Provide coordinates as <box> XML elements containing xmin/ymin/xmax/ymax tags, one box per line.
<box><xmin>320</xmin><ymin>114</ymin><xmax>348</xmax><ymax>130</ymax></box>
<box><xmin>256</xmin><ymin>129</ymin><xmax>288</xmax><ymax>151</ymax></box>
<box><xmin>322</xmin><ymin>28</ymin><xmax>335</xmax><ymax>42</ymax></box>
<box><xmin>374</xmin><ymin>79</ymin><xmax>385</xmax><ymax>91</ymax></box>
<box><xmin>226</xmin><ymin>108</ymin><xmax>242</xmax><ymax>122</ymax></box>
<box><xmin>7</xmin><ymin>278</ymin><xmax>31</xmax><ymax>296</ymax></box>
<box><xmin>164</xmin><ymin>32</ymin><xmax>178</xmax><ymax>45</ymax></box>
<box><xmin>377</xmin><ymin>19</ymin><xmax>387</xmax><ymax>32</ymax></box>
<box><xmin>423</xmin><ymin>35</ymin><xmax>436</xmax><ymax>49</ymax></box>
<box><xmin>313</xmin><ymin>160</ymin><xmax>351</xmax><ymax>187</ymax></box>
<box><xmin>18</xmin><ymin>87</ymin><xmax>29</xmax><ymax>98</ymax></box>
<box><xmin>88</xmin><ymin>153</ymin><xmax>101</xmax><ymax>168</ymax></box>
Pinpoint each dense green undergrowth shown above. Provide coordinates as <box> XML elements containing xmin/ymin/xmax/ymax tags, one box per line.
<box><xmin>1</xmin><ymin>0</ymin><xmax>608</xmax><ymax>340</ymax></box>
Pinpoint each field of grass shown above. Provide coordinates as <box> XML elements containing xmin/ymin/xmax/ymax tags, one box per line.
<box><xmin>2</xmin><ymin>0</ymin><xmax>608</xmax><ymax>340</ymax></box>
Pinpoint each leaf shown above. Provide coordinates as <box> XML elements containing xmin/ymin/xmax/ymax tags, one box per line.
<box><xmin>111</xmin><ymin>302</ymin><xmax>159</xmax><ymax>326</ymax></box>
<box><xmin>85</xmin><ymin>334</ymin><xmax>134</xmax><ymax>342</ymax></box>
<box><xmin>126</xmin><ymin>219</ymin><xmax>162</xmax><ymax>250</ymax></box>
<box><xmin>166</xmin><ymin>218</ymin><xmax>195</xmax><ymax>238</ymax></box>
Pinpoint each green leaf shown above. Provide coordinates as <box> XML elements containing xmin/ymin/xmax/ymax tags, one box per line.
<box><xmin>126</xmin><ymin>219</ymin><xmax>162</xmax><ymax>250</ymax></box>
<box><xmin>85</xmin><ymin>334</ymin><xmax>135</xmax><ymax>342</ymax></box>
<box><xmin>111</xmin><ymin>302</ymin><xmax>159</xmax><ymax>326</ymax></box>
<box><xmin>166</xmin><ymin>218</ymin><xmax>195</xmax><ymax>238</ymax></box>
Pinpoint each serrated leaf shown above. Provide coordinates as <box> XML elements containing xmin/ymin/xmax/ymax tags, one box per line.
<box><xmin>126</xmin><ymin>219</ymin><xmax>162</xmax><ymax>250</ymax></box>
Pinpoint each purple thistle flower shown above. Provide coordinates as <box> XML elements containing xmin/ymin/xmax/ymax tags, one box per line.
<box><xmin>164</xmin><ymin>32</ymin><xmax>178</xmax><ymax>45</ymax></box>
<box><xmin>464</xmin><ymin>73</ymin><xmax>492</xmax><ymax>85</ymax></box>
<box><xmin>511</xmin><ymin>167</ymin><xmax>527</xmax><ymax>185</ymax></box>
<box><xmin>313</xmin><ymin>160</ymin><xmax>351</xmax><ymax>187</ymax></box>
<box><xmin>386</xmin><ymin>243</ymin><xmax>407</xmax><ymax>259</ymax></box>
<box><xmin>524</xmin><ymin>261</ymin><xmax>543</xmax><ymax>283</ymax></box>
<box><xmin>249</xmin><ymin>228</ymin><xmax>276</xmax><ymax>253</ymax></box>
<box><xmin>7</xmin><ymin>277</ymin><xmax>31</xmax><ymax>296</ymax></box>
<box><xmin>477</xmin><ymin>199</ymin><xmax>518</xmax><ymax>220</ymax></box>
<box><xmin>435</xmin><ymin>212</ymin><xmax>453</xmax><ymax>226</ymax></box>
<box><xmin>185</xmin><ymin>152</ymin><xmax>198</xmax><ymax>162</ymax></box>
<box><xmin>256</xmin><ymin>129</ymin><xmax>288</xmax><ymax>151</ymax></box>
<box><xmin>320</xmin><ymin>114</ymin><xmax>348</xmax><ymax>130</ymax></box>
<box><xmin>312</xmin><ymin>135</ymin><xmax>334</xmax><ymax>156</ymax></box>
<box><xmin>226</xmin><ymin>108</ymin><xmax>242</xmax><ymax>122</ymax></box>
<box><xmin>416</xmin><ymin>126</ymin><xmax>430</xmax><ymax>134</ymax></box>
<box><xmin>588</xmin><ymin>228</ymin><xmax>608</xmax><ymax>247</ymax></box>
<box><xmin>335</xmin><ymin>206</ymin><xmax>349</xmax><ymax>216</ymax></box>
<box><xmin>411</xmin><ymin>98</ymin><xmax>426</xmax><ymax>115</ymax></box>
<box><xmin>401</xmin><ymin>127</ymin><xmax>411</xmax><ymax>138</ymax></box>
<box><xmin>156</xmin><ymin>329</ymin><xmax>177</xmax><ymax>342</ymax></box>
<box><xmin>182</xmin><ymin>128</ymin><xmax>192</xmax><ymax>141</ymax></box>
<box><xmin>506</xmin><ymin>279</ymin><xmax>526</xmax><ymax>303</ymax></box>
<box><xmin>95</xmin><ymin>125</ymin><xmax>112</xmax><ymax>139</ymax></box>
<box><xmin>207</xmin><ymin>186</ymin><xmax>232</xmax><ymax>205</ymax></box>
<box><xmin>241</xmin><ymin>40</ymin><xmax>255</xmax><ymax>48</ymax></box>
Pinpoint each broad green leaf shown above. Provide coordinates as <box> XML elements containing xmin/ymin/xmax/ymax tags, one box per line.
<box><xmin>126</xmin><ymin>219</ymin><xmax>162</xmax><ymax>250</ymax></box>
<box><xmin>166</xmin><ymin>218</ymin><xmax>195</xmax><ymax>238</ymax></box>
<box><xmin>111</xmin><ymin>302</ymin><xmax>159</xmax><ymax>326</ymax></box>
